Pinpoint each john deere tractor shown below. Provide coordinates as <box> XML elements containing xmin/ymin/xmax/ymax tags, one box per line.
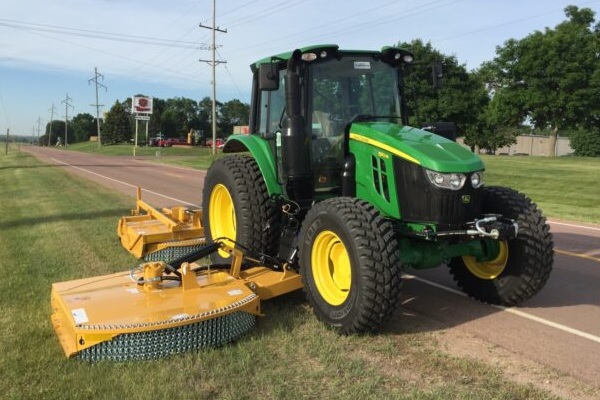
<box><xmin>49</xmin><ymin>44</ymin><xmax>554</xmax><ymax>361</ymax></box>
<box><xmin>203</xmin><ymin>44</ymin><xmax>553</xmax><ymax>334</ymax></box>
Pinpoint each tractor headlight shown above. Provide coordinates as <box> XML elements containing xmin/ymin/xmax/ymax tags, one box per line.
<box><xmin>425</xmin><ymin>170</ymin><xmax>466</xmax><ymax>190</ymax></box>
<box><xmin>470</xmin><ymin>171</ymin><xmax>484</xmax><ymax>188</ymax></box>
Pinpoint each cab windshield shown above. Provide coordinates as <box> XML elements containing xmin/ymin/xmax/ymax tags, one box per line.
<box><xmin>309</xmin><ymin>56</ymin><xmax>401</xmax><ymax>140</ymax></box>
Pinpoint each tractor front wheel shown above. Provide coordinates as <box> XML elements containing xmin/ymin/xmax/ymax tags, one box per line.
<box><xmin>449</xmin><ymin>186</ymin><xmax>553</xmax><ymax>306</ymax></box>
<box><xmin>298</xmin><ymin>198</ymin><xmax>402</xmax><ymax>334</ymax></box>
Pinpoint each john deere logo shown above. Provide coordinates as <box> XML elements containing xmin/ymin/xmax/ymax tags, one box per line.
<box><xmin>461</xmin><ymin>195</ymin><xmax>471</xmax><ymax>204</ymax></box>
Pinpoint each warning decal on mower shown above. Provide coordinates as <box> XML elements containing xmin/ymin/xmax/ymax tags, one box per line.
<box><xmin>227</xmin><ymin>289</ymin><xmax>244</xmax><ymax>296</ymax></box>
<box><xmin>71</xmin><ymin>308</ymin><xmax>89</xmax><ymax>324</ymax></box>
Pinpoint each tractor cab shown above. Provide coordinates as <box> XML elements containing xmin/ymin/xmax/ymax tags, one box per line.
<box><xmin>247</xmin><ymin>45</ymin><xmax>413</xmax><ymax>202</ymax></box>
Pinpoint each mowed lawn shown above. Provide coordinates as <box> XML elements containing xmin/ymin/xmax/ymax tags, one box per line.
<box><xmin>0</xmin><ymin>151</ymin><xmax>558</xmax><ymax>399</ymax></box>
<box><xmin>482</xmin><ymin>155</ymin><xmax>600</xmax><ymax>224</ymax></box>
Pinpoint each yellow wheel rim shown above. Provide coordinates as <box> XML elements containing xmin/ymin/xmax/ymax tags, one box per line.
<box><xmin>463</xmin><ymin>241</ymin><xmax>509</xmax><ymax>280</ymax></box>
<box><xmin>311</xmin><ymin>230</ymin><xmax>352</xmax><ymax>306</ymax></box>
<box><xmin>208</xmin><ymin>184</ymin><xmax>236</xmax><ymax>258</ymax></box>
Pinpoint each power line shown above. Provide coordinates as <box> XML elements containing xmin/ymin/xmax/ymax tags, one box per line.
<box><xmin>216</xmin><ymin>49</ymin><xmax>245</xmax><ymax>101</ymax></box>
<box><xmin>435</xmin><ymin>0</ymin><xmax>600</xmax><ymax>43</ymax></box>
<box><xmin>0</xmin><ymin>18</ymin><xmax>210</xmax><ymax>49</ymax></box>
<box><xmin>16</xmin><ymin>26</ymin><xmax>208</xmax><ymax>83</ymax></box>
<box><xmin>89</xmin><ymin>67</ymin><xmax>107</xmax><ymax>147</ymax></box>
<box><xmin>225</xmin><ymin>0</ymin><xmax>403</xmax><ymax>57</ymax></box>
<box><xmin>61</xmin><ymin>94</ymin><xmax>73</xmax><ymax>146</ymax></box>
<box><xmin>224</xmin><ymin>0</ymin><xmax>310</xmax><ymax>28</ymax></box>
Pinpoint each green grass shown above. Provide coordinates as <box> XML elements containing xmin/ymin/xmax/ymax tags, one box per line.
<box><xmin>482</xmin><ymin>155</ymin><xmax>600</xmax><ymax>224</ymax></box>
<box><xmin>65</xmin><ymin>142</ymin><xmax>223</xmax><ymax>170</ymax></box>
<box><xmin>0</xmin><ymin>151</ymin><xmax>559</xmax><ymax>399</ymax></box>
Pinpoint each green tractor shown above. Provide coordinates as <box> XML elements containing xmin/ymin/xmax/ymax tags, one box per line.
<box><xmin>202</xmin><ymin>45</ymin><xmax>553</xmax><ymax>333</ymax></box>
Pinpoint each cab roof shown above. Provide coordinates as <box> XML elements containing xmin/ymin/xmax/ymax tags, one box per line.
<box><xmin>251</xmin><ymin>44</ymin><xmax>410</xmax><ymax>70</ymax></box>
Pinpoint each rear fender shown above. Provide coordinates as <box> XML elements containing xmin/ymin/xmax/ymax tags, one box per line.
<box><xmin>224</xmin><ymin>134</ymin><xmax>282</xmax><ymax>196</ymax></box>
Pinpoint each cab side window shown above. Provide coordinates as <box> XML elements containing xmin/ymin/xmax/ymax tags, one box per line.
<box><xmin>258</xmin><ymin>70</ymin><xmax>286</xmax><ymax>134</ymax></box>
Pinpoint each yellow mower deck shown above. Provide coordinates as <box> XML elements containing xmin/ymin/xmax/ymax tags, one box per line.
<box><xmin>50</xmin><ymin>245</ymin><xmax>303</xmax><ymax>360</ymax></box>
<box><xmin>118</xmin><ymin>187</ymin><xmax>205</xmax><ymax>260</ymax></box>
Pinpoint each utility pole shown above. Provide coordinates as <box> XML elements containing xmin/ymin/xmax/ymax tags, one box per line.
<box><xmin>48</xmin><ymin>104</ymin><xmax>56</xmax><ymax>146</ymax></box>
<box><xmin>200</xmin><ymin>0</ymin><xmax>227</xmax><ymax>156</ymax></box>
<box><xmin>61</xmin><ymin>93</ymin><xmax>73</xmax><ymax>146</ymax></box>
<box><xmin>88</xmin><ymin>67</ymin><xmax>107</xmax><ymax>147</ymax></box>
<box><xmin>5</xmin><ymin>128</ymin><xmax>9</xmax><ymax>155</ymax></box>
<box><xmin>36</xmin><ymin>116</ymin><xmax>42</xmax><ymax>145</ymax></box>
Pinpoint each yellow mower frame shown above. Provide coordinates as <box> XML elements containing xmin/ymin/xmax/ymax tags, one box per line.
<box><xmin>50</xmin><ymin>241</ymin><xmax>304</xmax><ymax>359</ymax></box>
<box><xmin>117</xmin><ymin>187</ymin><xmax>205</xmax><ymax>259</ymax></box>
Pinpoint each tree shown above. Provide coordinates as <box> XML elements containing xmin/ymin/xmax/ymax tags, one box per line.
<box><xmin>398</xmin><ymin>39</ymin><xmax>489</xmax><ymax>136</ymax></box>
<box><xmin>71</xmin><ymin>113</ymin><xmax>95</xmax><ymax>143</ymax></box>
<box><xmin>219</xmin><ymin>99</ymin><xmax>250</xmax><ymax>135</ymax></box>
<box><xmin>103</xmin><ymin>101</ymin><xmax>132</xmax><ymax>144</ymax></box>
<box><xmin>570</xmin><ymin>128</ymin><xmax>600</xmax><ymax>156</ymax></box>
<box><xmin>198</xmin><ymin>96</ymin><xmax>223</xmax><ymax>139</ymax></box>
<box><xmin>483</xmin><ymin>6</ymin><xmax>600</xmax><ymax>155</ymax></box>
<box><xmin>39</xmin><ymin>120</ymin><xmax>66</xmax><ymax>146</ymax></box>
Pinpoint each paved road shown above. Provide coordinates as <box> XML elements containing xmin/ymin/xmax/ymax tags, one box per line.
<box><xmin>24</xmin><ymin>146</ymin><xmax>600</xmax><ymax>386</ymax></box>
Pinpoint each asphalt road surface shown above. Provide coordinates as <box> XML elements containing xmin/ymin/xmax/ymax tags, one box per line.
<box><xmin>24</xmin><ymin>146</ymin><xmax>600</xmax><ymax>387</ymax></box>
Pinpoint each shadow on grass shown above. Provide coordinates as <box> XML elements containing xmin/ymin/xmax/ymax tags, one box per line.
<box><xmin>0</xmin><ymin>209</ymin><xmax>126</xmax><ymax>230</ymax></box>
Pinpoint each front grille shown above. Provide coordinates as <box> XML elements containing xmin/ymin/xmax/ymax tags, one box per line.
<box><xmin>393</xmin><ymin>157</ymin><xmax>482</xmax><ymax>228</ymax></box>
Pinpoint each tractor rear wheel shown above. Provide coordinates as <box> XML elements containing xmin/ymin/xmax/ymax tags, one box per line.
<box><xmin>448</xmin><ymin>186</ymin><xmax>553</xmax><ymax>306</ymax></box>
<box><xmin>298</xmin><ymin>198</ymin><xmax>402</xmax><ymax>334</ymax></box>
<box><xmin>202</xmin><ymin>155</ymin><xmax>279</xmax><ymax>262</ymax></box>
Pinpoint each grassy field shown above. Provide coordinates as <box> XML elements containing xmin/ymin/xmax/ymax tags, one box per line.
<box><xmin>482</xmin><ymin>155</ymin><xmax>600</xmax><ymax>224</ymax></box>
<box><xmin>65</xmin><ymin>142</ymin><xmax>222</xmax><ymax>170</ymax></box>
<box><xmin>0</xmin><ymin>151</ymin><xmax>560</xmax><ymax>399</ymax></box>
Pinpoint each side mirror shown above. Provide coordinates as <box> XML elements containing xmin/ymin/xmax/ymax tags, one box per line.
<box><xmin>432</xmin><ymin>61</ymin><xmax>443</xmax><ymax>89</ymax></box>
<box><xmin>422</xmin><ymin>121</ymin><xmax>456</xmax><ymax>141</ymax></box>
<box><xmin>259</xmin><ymin>63</ymin><xmax>279</xmax><ymax>91</ymax></box>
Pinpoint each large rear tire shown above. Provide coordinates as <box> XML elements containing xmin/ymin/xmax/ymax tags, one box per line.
<box><xmin>448</xmin><ymin>186</ymin><xmax>553</xmax><ymax>306</ymax></box>
<box><xmin>298</xmin><ymin>198</ymin><xmax>402</xmax><ymax>334</ymax></box>
<box><xmin>202</xmin><ymin>155</ymin><xmax>279</xmax><ymax>262</ymax></box>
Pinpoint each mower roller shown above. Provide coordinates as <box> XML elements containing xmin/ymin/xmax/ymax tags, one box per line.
<box><xmin>51</xmin><ymin>44</ymin><xmax>553</xmax><ymax>360</ymax></box>
<box><xmin>117</xmin><ymin>187</ymin><xmax>205</xmax><ymax>261</ymax></box>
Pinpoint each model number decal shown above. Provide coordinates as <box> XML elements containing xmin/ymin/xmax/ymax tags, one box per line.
<box><xmin>354</xmin><ymin>61</ymin><xmax>371</xmax><ymax>70</ymax></box>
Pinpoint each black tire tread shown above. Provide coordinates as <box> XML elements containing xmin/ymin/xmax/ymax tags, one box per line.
<box><xmin>202</xmin><ymin>155</ymin><xmax>280</xmax><ymax>257</ymax></box>
<box><xmin>299</xmin><ymin>197</ymin><xmax>402</xmax><ymax>334</ymax></box>
<box><xmin>449</xmin><ymin>186</ymin><xmax>553</xmax><ymax>306</ymax></box>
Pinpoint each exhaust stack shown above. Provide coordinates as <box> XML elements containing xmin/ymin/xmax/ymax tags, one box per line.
<box><xmin>281</xmin><ymin>49</ymin><xmax>313</xmax><ymax>206</ymax></box>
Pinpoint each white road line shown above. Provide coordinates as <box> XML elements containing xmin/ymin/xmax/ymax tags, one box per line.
<box><xmin>404</xmin><ymin>274</ymin><xmax>600</xmax><ymax>345</ymax></box>
<box><xmin>131</xmin><ymin>158</ymin><xmax>207</xmax><ymax>173</ymax></box>
<box><xmin>549</xmin><ymin>220</ymin><xmax>600</xmax><ymax>232</ymax></box>
<box><xmin>50</xmin><ymin>158</ymin><xmax>201</xmax><ymax>207</ymax></box>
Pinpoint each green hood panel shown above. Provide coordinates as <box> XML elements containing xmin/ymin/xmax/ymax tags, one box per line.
<box><xmin>350</xmin><ymin>123</ymin><xmax>484</xmax><ymax>173</ymax></box>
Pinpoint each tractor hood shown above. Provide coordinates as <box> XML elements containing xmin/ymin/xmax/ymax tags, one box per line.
<box><xmin>349</xmin><ymin>122</ymin><xmax>484</xmax><ymax>173</ymax></box>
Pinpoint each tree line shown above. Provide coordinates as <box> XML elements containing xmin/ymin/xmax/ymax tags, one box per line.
<box><xmin>39</xmin><ymin>96</ymin><xmax>249</xmax><ymax>146</ymax></box>
<box><xmin>400</xmin><ymin>5</ymin><xmax>600</xmax><ymax>156</ymax></box>
<box><xmin>38</xmin><ymin>5</ymin><xmax>600</xmax><ymax>156</ymax></box>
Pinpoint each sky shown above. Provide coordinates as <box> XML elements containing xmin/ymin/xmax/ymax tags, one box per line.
<box><xmin>0</xmin><ymin>0</ymin><xmax>598</xmax><ymax>136</ymax></box>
